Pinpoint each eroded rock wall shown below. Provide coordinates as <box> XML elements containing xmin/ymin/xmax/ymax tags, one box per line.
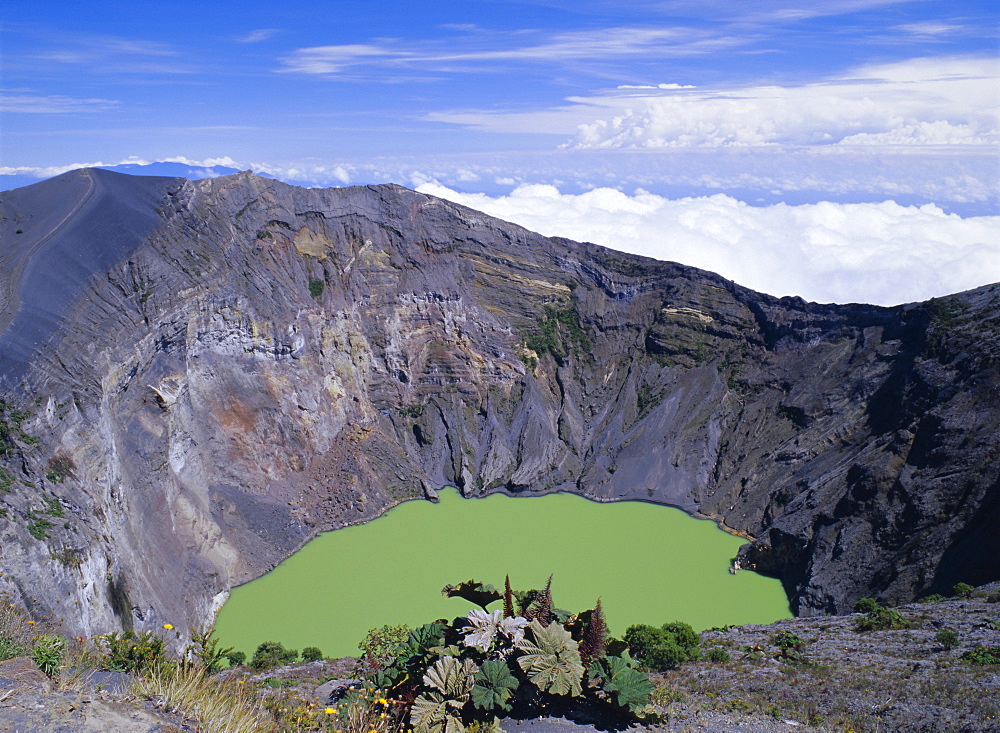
<box><xmin>0</xmin><ymin>169</ymin><xmax>996</xmax><ymax>639</ymax></box>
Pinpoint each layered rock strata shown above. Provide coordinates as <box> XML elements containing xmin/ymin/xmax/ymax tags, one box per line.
<box><xmin>0</xmin><ymin>169</ymin><xmax>996</xmax><ymax>637</ymax></box>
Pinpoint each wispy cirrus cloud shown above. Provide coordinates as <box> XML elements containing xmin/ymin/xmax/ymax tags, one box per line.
<box><xmin>236</xmin><ymin>29</ymin><xmax>282</xmax><ymax>44</ymax></box>
<box><xmin>277</xmin><ymin>26</ymin><xmax>749</xmax><ymax>76</ymax></box>
<box><xmin>278</xmin><ymin>44</ymin><xmax>398</xmax><ymax>74</ymax></box>
<box><xmin>22</xmin><ymin>34</ymin><xmax>194</xmax><ymax>75</ymax></box>
<box><xmin>0</xmin><ymin>91</ymin><xmax>119</xmax><ymax>114</ymax></box>
<box><xmin>893</xmin><ymin>21</ymin><xmax>965</xmax><ymax>38</ymax></box>
<box><xmin>746</xmin><ymin>0</ymin><xmax>914</xmax><ymax>22</ymax></box>
<box><xmin>546</xmin><ymin>0</ymin><xmax>921</xmax><ymax>24</ymax></box>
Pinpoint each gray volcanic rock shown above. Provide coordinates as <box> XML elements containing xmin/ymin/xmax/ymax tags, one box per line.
<box><xmin>0</xmin><ymin>169</ymin><xmax>185</xmax><ymax>380</ymax></box>
<box><xmin>0</xmin><ymin>168</ymin><xmax>996</xmax><ymax>639</ymax></box>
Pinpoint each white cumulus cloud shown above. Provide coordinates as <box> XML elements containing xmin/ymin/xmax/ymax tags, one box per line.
<box><xmin>568</xmin><ymin>56</ymin><xmax>1000</xmax><ymax>149</ymax></box>
<box><xmin>416</xmin><ymin>182</ymin><xmax>1000</xmax><ymax>306</ymax></box>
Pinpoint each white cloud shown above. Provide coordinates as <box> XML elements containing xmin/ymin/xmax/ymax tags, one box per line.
<box><xmin>567</xmin><ymin>56</ymin><xmax>1000</xmax><ymax>149</ymax></box>
<box><xmin>252</xmin><ymin>161</ymin><xmax>354</xmax><ymax>185</ymax></box>
<box><xmin>0</xmin><ymin>155</ymin><xmax>242</xmax><ymax>179</ymax></box>
<box><xmin>236</xmin><ymin>29</ymin><xmax>280</xmax><ymax>44</ymax></box>
<box><xmin>277</xmin><ymin>44</ymin><xmax>394</xmax><ymax>75</ymax></box>
<box><xmin>4</xmin><ymin>155</ymin><xmax>995</xmax><ymax>304</ymax></box>
<box><xmin>893</xmin><ymin>21</ymin><xmax>963</xmax><ymax>38</ymax></box>
<box><xmin>0</xmin><ymin>92</ymin><xmax>118</xmax><ymax>114</ymax></box>
<box><xmin>415</xmin><ymin>182</ymin><xmax>1000</xmax><ymax>306</ymax></box>
<box><xmin>157</xmin><ymin>155</ymin><xmax>241</xmax><ymax>168</ymax></box>
<box><xmin>0</xmin><ymin>156</ymin><xmax>146</xmax><ymax>178</ymax></box>
<box><xmin>426</xmin><ymin>105</ymin><xmax>599</xmax><ymax>134</ymax></box>
<box><xmin>4</xmin><ymin>147</ymin><xmax>994</xmax><ymax>208</ymax></box>
<box><xmin>428</xmin><ymin>55</ymin><xmax>998</xmax><ymax>150</ymax></box>
<box><xmin>277</xmin><ymin>26</ymin><xmax>745</xmax><ymax>77</ymax></box>
<box><xmin>26</xmin><ymin>35</ymin><xmax>192</xmax><ymax>75</ymax></box>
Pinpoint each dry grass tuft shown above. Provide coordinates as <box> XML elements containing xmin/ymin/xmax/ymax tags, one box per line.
<box><xmin>131</xmin><ymin>664</ymin><xmax>271</xmax><ymax>733</ymax></box>
<box><xmin>0</xmin><ymin>592</ymin><xmax>46</xmax><ymax>659</ymax></box>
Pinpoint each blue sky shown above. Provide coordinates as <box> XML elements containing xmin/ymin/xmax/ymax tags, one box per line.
<box><xmin>2</xmin><ymin>0</ymin><xmax>998</xmax><ymax>303</ymax></box>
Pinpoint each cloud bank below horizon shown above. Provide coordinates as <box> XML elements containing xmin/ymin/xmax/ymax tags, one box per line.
<box><xmin>417</xmin><ymin>182</ymin><xmax>1000</xmax><ymax>307</ymax></box>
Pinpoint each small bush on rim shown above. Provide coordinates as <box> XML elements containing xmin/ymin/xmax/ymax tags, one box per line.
<box><xmin>251</xmin><ymin>640</ymin><xmax>298</xmax><ymax>669</ymax></box>
<box><xmin>101</xmin><ymin>629</ymin><xmax>168</xmax><ymax>673</ymax></box>
<box><xmin>854</xmin><ymin>601</ymin><xmax>911</xmax><ymax>632</ymax></box>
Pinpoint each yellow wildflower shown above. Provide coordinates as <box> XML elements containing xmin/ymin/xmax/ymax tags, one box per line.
<box><xmin>325</xmin><ymin>708</ymin><xmax>336</xmax><ymax>715</ymax></box>
<box><xmin>27</xmin><ymin>620</ymin><xmax>35</xmax><ymax>625</ymax></box>
<box><xmin>162</xmin><ymin>623</ymin><xmax>173</xmax><ymax>630</ymax></box>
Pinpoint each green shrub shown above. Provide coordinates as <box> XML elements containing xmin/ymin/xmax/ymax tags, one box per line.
<box><xmin>853</xmin><ymin>597</ymin><xmax>880</xmax><ymax>614</ymax></box>
<box><xmin>622</xmin><ymin>625</ymin><xmax>662</xmax><ymax>661</ymax></box>
<box><xmin>42</xmin><ymin>496</ymin><xmax>63</xmax><ymax>517</ymax></box>
<box><xmin>251</xmin><ymin>640</ymin><xmax>298</xmax><ymax>669</ymax></box>
<box><xmin>935</xmin><ymin>629</ymin><xmax>959</xmax><ymax>650</ymax></box>
<box><xmin>358</xmin><ymin>623</ymin><xmax>411</xmax><ymax>672</ymax></box>
<box><xmin>102</xmin><ymin>630</ymin><xmax>168</xmax><ymax>673</ymax></box>
<box><xmin>771</xmin><ymin>630</ymin><xmax>807</xmax><ymax>663</ymax></box>
<box><xmin>0</xmin><ymin>636</ymin><xmax>23</xmax><ymax>661</ymax></box>
<box><xmin>960</xmin><ymin>645</ymin><xmax>1000</xmax><ymax>665</ymax></box>
<box><xmin>987</xmin><ymin>591</ymin><xmax>1000</xmax><ymax>604</ymax></box>
<box><xmin>185</xmin><ymin>626</ymin><xmax>233</xmax><ymax>674</ymax></box>
<box><xmin>624</xmin><ymin>621</ymin><xmax>700</xmax><ymax>671</ymax></box>
<box><xmin>645</xmin><ymin>641</ymin><xmax>686</xmax><ymax>670</ymax></box>
<box><xmin>772</xmin><ymin>630</ymin><xmax>804</xmax><ymax>650</ymax></box>
<box><xmin>308</xmin><ymin>279</ymin><xmax>325</xmax><ymax>298</ymax></box>
<box><xmin>920</xmin><ymin>593</ymin><xmax>946</xmax><ymax>603</ymax></box>
<box><xmin>952</xmin><ymin>582</ymin><xmax>975</xmax><ymax>598</ymax></box>
<box><xmin>855</xmin><ymin>605</ymin><xmax>911</xmax><ymax>632</ymax></box>
<box><xmin>27</xmin><ymin>518</ymin><xmax>53</xmax><ymax>540</ymax></box>
<box><xmin>31</xmin><ymin>634</ymin><xmax>66</xmax><ymax>676</ymax></box>
<box><xmin>226</xmin><ymin>650</ymin><xmax>246</xmax><ymax>667</ymax></box>
<box><xmin>707</xmin><ymin>647</ymin><xmax>731</xmax><ymax>663</ymax></box>
<box><xmin>661</xmin><ymin>621</ymin><xmax>699</xmax><ymax>650</ymax></box>
<box><xmin>302</xmin><ymin>646</ymin><xmax>323</xmax><ymax>662</ymax></box>
<box><xmin>525</xmin><ymin>305</ymin><xmax>591</xmax><ymax>363</ymax></box>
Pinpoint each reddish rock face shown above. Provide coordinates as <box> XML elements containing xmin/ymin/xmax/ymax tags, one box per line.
<box><xmin>0</xmin><ymin>169</ymin><xmax>996</xmax><ymax>640</ymax></box>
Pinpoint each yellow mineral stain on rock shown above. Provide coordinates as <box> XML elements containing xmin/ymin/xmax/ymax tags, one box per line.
<box><xmin>293</xmin><ymin>227</ymin><xmax>331</xmax><ymax>258</ymax></box>
<box><xmin>467</xmin><ymin>257</ymin><xmax>571</xmax><ymax>295</ymax></box>
<box><xmin>662</xmin><ymin>306</ymin><xmax>713</xmax><ymax>325</ymax></box>
<box><xmin>323</xmin><ymin>373</ymin><xmax>345</xmax><ymax>399</ymax></box>
<box><xmin>358</xmin><ymin>238</ymin><xmax>391</xmax><ymax>268</ymax></box>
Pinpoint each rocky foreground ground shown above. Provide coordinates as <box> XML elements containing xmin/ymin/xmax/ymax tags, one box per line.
<box><xmin>1</xmin><ymin>589</ymin><xmax>997</xmax><ymax>732</ymax></box>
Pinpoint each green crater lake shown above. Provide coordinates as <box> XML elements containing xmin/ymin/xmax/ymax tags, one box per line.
<box><xmin>215</xmin><ymin>489</ymin><xmax>790</xmax><ymax>659</ymax></box>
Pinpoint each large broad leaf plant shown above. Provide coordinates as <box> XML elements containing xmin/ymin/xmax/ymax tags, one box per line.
<box><xmin>366</xmin><ymin>576</ymin><xmax>655</xmax><ymax>733</ymax></box>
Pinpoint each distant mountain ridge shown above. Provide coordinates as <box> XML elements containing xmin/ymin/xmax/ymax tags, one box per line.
<box><xmin>0</xmin><ymin>161</ymin><xmax>247</xmax><ymax>194</ymax></box>
<box><xmin>0</xmin><ymin>168</ymin><xmax>996</xmax><ymax>639</ymax></box>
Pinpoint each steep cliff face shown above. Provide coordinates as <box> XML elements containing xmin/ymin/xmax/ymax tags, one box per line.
<box><xmin>0</xmin><ymin>168</ymin><xmax>996</xmax><ymax>637</ymax></box>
